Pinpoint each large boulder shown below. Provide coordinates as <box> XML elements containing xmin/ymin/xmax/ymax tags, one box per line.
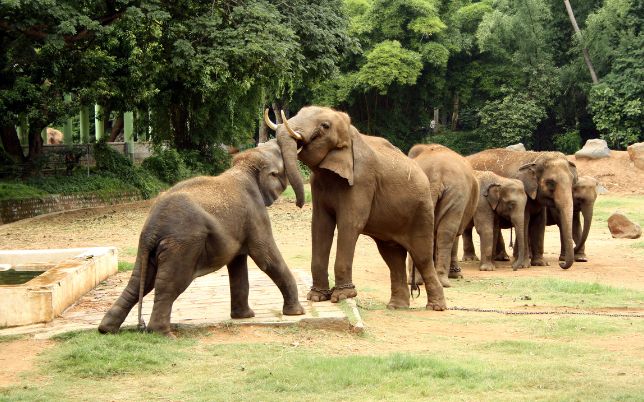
<box><xmin>627</xmin><ymin>142</ymin><xmax>644</xmax><ymax>170</ymax></box>
<box><xmin>575</xmin><ymin>139</ymin><xmax>611</xmax><ymax>159</ymax></box>
<box><xmin>607</xmin><ymin>212</ymin><xmax>642</xmax><ymax>239</ymax></box>
<box><xmin>506</xmin><ymin>143</ymin><xmax>526</xmax><ymax>151</ymax></box>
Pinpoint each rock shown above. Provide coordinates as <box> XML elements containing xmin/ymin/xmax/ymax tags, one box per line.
<box><xmin>506</xmin><ymin>143</ymin><xmax>526</xmax><ymax>151</ymax></box>
<box><xmin>607</xmin><ymin>212</ymin><xmax>642</xmax><ymax>239</ymax></box>
<box><xmin>627</xmin><ymin>142</ymin><xmax>644</xmax><ymax>170</ymax></box>
<box><xmin>575</xmin><ymin>139</ymin><xmax>611</xmax><ymax>159</ymax></box>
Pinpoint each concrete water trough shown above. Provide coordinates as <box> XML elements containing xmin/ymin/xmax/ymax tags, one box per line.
<box><xmin>0</xmin><ymin>247</ymin><xmax>117</xmax><ymax>327</ymax></box>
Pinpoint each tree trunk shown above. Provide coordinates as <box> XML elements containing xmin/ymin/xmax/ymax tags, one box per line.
<box><xmin>272</xmin><ymin>103</ymin><xmax>282</xmax><ymax>124</ymax></box>
<box><xmin>109</xmin><ymin>114</ymin><xmax>123</xmax><ymax>142</ymax></box>
<box><xmin>258</xmin><ymin>107</ymin><xmax>269</xmax><ymax>143</ymax></box>
<box><xmin>1</xmin><ymin>125</ymin><xmax>26</xmax><ymax>162</ymax></box>
<box><xmin>563</xmin><ymin>0</ymin><xmax>599</xmax><ymax>84</ymax></box>
<box><xmin>451</xmin><ymin>93</ymin><xmax>460</xmax><ymax>131</ymax></box>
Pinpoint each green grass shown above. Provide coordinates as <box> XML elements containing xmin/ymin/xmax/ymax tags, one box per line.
<box><xmin>3</xmin><ymin>337</ymin><xmax>642</xmax><ymax>401</ymax></box>
<box><xmin>117</xmin><ymin>261</ymin><xmax>134</xmax><ymax>272</ymax></box>
<box><xmin>631</xmin><ymin>241</ymin><xmax>644</xmax><ymax>249</ymax></box>
<box><xmin>451</xmin><ymin>277</ymin><xmax>644</xmax><ymax>309</ymax></box>
<box><xmin>0</xmin><ymin>182</ymin><xmax>48</xmax><ymax>200</ymax></box>
<box><xmin>280</xmin><ymin>184</ymin><xmax>313</xmax><ymax>204</ymax></box>
<box><xmin>594</xmin><ymin>195</ymin><xmax>644</xmax><ymax>225</ymax></box>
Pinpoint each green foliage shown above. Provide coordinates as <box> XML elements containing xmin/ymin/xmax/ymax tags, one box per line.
<box><xmin>0</xmin><ymin>182</ymin><xmax>48</xmax><ymax>201</ymax></box>
<box><xmin>117</xmin><ymin>261</ymin><xmax>134</xmax><ymax>272</ymax></box>
<box><xmin>478</xmin><ymin>92</ymin><xmax>547</xmax><ymax>147</ymax></box>
<box><xmin>356</xmin><ymin>41</ymin><xmax>423</xmax><ymax>94</ymax></box>
<box><xmin>425</xmin><ymin>130</ymin><xmax>489</xmax><ymax>156</ymax></box>
<box><xmin>142</xmin><ymin>148</ymin><xmax>190</xmax><ymax>185</ymax></box>
<box><xmin>93</xmin><ymin>141</ymin><xmax>165</xmax><ymax>198</ymax></box>
<box><xmin>553</xmin><ymin>130</ymin><xmax>582</xmax><ymax>154</ymax></box>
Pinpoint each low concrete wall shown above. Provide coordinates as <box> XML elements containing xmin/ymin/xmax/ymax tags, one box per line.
<box><xmin>0</xmin><ymin>247</ymin><xmax>118</xmax><ymax>327</ymax></box>
<box><xmin>0</xmin><ymin>192</ymin><xmax>142</xmax><ymax>225</ymax></box>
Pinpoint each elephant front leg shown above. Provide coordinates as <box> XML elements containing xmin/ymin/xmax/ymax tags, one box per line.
<box><xmin>449</xmin><ymin>239</ymin><xmax>463</xmax><ymax>279</ymax></box>
<box><xmin>376</xmin><ymin>240</ymin><xmax>410</xmax><ymax>309</ymax></box>
<box><xmin>227</xmin><ymin>254</ymin><xmax>254</xmax><ymax>319</ymax></box>
<box><xmin>330</xmin><ymin>226</ymin><xmax>360</xmax><ymax>303</ymax></box>
<box><xmin>475</xmin><ymin>216</ymin><xmax>496</xmax><ymax>271</ymax></box>
<box><xmin>307</xmin><ymin>206</ymin><xmax>335</xmax><ymax>302</ymax></box>
<box><xmin>529</xmin><ymin>209</ymin><xmax>549</xmax><ymax>266</ymax></box>
<box><xmin>461</xmin><ymin>225</ymin><xmax>479</xmax><ymax>261</ymax></box>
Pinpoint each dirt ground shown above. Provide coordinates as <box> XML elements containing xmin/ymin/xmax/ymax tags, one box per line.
<box><xmin>1</xmin><ymin>151</ymin><xmax>643</xmax><ymax>388</ymax></box>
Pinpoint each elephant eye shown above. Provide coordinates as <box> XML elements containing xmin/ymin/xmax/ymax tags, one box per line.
<box><xmin>321</xmin><ymin>121</ymin><xmax>330</xmax><ymax>129</ymax></box>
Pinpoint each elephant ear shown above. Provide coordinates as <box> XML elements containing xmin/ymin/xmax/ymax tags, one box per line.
<box><xmin>516</xmin><ymin>163</ymin><xmax>538</xmax><ymax>200</ymax></box>
<box><xmin>319</xmin><ymin>121</ymin><xmax>355</xmax><ymax>186</ymax></box>
<box><xmin>484</xmin><ymin>183</ymin><xmax>502</xmax><ymax>210</ymax></box>
<box><xmin>568</xmin><ymin>160</ymin><xmax>578</xmax><ymax>183</ymax></box>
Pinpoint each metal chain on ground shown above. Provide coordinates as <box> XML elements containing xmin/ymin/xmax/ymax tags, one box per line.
<box><xmin>447</xmin><ymin>306</ymin><xmax>644</xmax><ymax>318</ymax></box>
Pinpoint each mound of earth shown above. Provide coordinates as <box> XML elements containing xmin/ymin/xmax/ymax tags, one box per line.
<box><xmin>568</xmin><ymin>150</ymin><xmax>644</xmax><ymax>194</ymax></box>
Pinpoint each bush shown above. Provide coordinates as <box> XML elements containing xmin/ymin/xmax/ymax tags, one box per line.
<box><xmin>142</xmin><ymin>148</ymin><xmax>190</xmax><ymax>184</ymax></box>
<box><xmin>425</xmin><ymin>130</ymin><xmax>490</xmax><ymax>156</ymax></box>
<box><xmin>553</xmin><ymin>131</ymin><xmax>582</xmax><ymax>155</ymax></box>
<box><xmin>93</xmin><ymin>140</ymin><xmax>165</xmax><ymax>199</ymax></box>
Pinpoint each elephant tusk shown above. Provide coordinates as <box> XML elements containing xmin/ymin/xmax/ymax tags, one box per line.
<box><xmin>264</xmin><ymin>108</ymin><xmax>278</xmax><ymax>131</ymax></box>
<box><xmin>280</xmin><ymin>110</ymin><xmax>303</xmax><ymax>141</ymax></box>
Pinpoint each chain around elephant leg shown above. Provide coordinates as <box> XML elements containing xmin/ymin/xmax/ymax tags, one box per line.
<box><xmin>330</xmin><ymin>282</ymin><xmax>357</xmax><ymax>303</ymax></box>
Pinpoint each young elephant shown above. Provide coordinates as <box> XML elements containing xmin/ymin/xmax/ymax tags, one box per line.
<box><xmin>98</xmin><ymin>140</ymin><xmax>305</xmax><ymax>337</ymax></box>
<box><xmin>406</xmin><ymin>144</ymin><xmax>479</xmax><ymax>287</ymax></box>
<box><xmin>462</xmin><ymin>171</ymin><xmax>530</xmax><ymax>271</ymax></box>
<box><xmin>547</xmin><ymin>176</ymin><xmax>598</xmax><ymax>262</ymax></box>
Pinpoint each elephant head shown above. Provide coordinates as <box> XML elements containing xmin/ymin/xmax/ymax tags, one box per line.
<box><xmin>572</xmin><ymin>176</ymin><xmax>598</xmax><ymax>255</ymax></box>
<box><xmin>265</xmin><ymin>106</ymin><xmax>355</xmax><ymax>207</ymax></box>
<box><xmin>482</xmin><ymin>178</ymin><xmax>528</xmax><ymax>268</ymax></box>
<box><xmin>517</xmin><ymin>154</ymin><xmax>578</xmax><ymax>269</ymax></box>
<box><xmin>232</xmin><ymin>140</ymin><xmax>289</xmax><ymax>207</ymax></box>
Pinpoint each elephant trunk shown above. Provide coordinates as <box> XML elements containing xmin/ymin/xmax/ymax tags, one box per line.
<box><xmin>277</xmin><ymin>130</ymin><xmax>305</xmax><ymax>208</ymax></box>
<box><xmin>575</xmin><ymin>204</ymin><xmax>593</xmax><ymax>254</ymax></box>
<box><xmin>557</xmin><ymin>191</ymin><xmax>575</xmax><ymax>269</ymax></box>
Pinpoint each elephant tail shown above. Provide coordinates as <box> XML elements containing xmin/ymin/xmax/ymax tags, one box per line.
<box><xmin>137</xmin><ymin>247</ymin><xmax>150</xmax><ymax>331</ymax></box>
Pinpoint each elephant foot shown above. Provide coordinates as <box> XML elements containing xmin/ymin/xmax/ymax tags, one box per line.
<box><xmin>494</xmin><ymin>252</ymin><xmax>511</xmax><ymax>261</ymax></box>
<box><xmin>479</xmin><ymin>262</ymin><xmax>495</xmax><ymax>271</ymax></box>
<box><xmin>461</xmin><ymin>253</ymin><xmax>479</xmax><ymax>262</ymax></box>
<box><xmin>531</xmin><ymin>258</ymin><xmax>549</xmax><ymax>266</ymax></box>
<box><xmin>283</xmin><ymin>302</ymin><xmax>305</xmax><ymax>316</ymax></box>
<box><xmin>307</xmin><ymin>287</ymin><xmax>332</xmax><ymax>302</ymax></box>
<box><xmin>98</xmin><ymin>311</ymin><xmax>124</xmax><ymax>334</ymax></box>
<box><xmin>448</xmin><ymin>265</ymin><xmax>463</xmax><ymax>279</ymax></box>
<box><xmin>386</xmin><ymin>298</ymin><xmax>410</xmax><ymax>310</ymax></box>
<box><xmin>574</xmin><ymin>253</ymin><xmax>588</xmax><ymax>262</ymax></box>
<box><xmin>330</xmin><ymin>285</ymin><xmax>357</xmax><ymax>303</ymax></box>
<box><xmin>146</xmin><ymin>322</ymin><xmax>173</xmax><ymax>338</ymax></box>
<box><xmin>511</xmin><ymin>259</ymin><xmax>530</xmax><ymax>271</ymax></box>
<box><xmin>230</xmin><ymin>307</ymin><xmax>255</xmax><ymax>319</ymax></box>
<box><xmin>426</xmin><ymin>299</ymin><xmax>447</xmax><ymax>311</ymax></box>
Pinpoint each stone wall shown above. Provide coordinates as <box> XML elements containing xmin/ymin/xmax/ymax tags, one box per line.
<box><xmin>0</xmin><ymin>192</ymin><xmax>142</xmax><ymax>224</ymax></box>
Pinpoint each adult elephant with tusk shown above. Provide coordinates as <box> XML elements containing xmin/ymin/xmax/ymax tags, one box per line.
<box><xmin>467</xmin><ymin>149</ymin><xmax>578</xmax><ymax>269</ymax></box>
<box><xmin>266</xmin><ymin>106</ymin><xmax>446</xmax><ymax>310</ymax></box>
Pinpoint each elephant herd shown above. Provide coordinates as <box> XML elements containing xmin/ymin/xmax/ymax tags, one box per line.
<box><xmin>99</xmin><ymin>106</ymin><xmax>598</xmax><ymax>337</ymax></box>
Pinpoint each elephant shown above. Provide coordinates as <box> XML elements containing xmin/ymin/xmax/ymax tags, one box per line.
<box><xmin>98</xmin><ymin>140</ymin><xmax>305</xmax><ymax>337</ymax></box>
<box><xmin>467</xmin><ymin>149</ymin><xmax>578</xmax><ymax>269</ymax></box>
<box><xmin>46</xmin><ymin>127</ymin><xmax>63</xmax><ymax>144</ymax></box>
<box><xmin>405</xmin><ymin>144</ymin><xmax>479</xmax><ymax>287</ymax></box>
<box><xmin>547</xmin><ymin>175</ymin><xmax>598</xmax><ymax>262</ymax></box>
<box><xmin>462</xmin><ymin>171</ymin><xmax>529</xmax><ymax>271</ymax></box>
<box><xmin>265</xmin><ymin>106</ymin><xmax>446</xmax><ymax>311</ymax></box>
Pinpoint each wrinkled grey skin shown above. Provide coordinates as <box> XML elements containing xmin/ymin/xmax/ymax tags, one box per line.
<box><xmin>462</xmin><ymin>171</ymin><xmax>530</xmax><ymax>271</ymax></box>
<box><xmin>98</xmin><ymin>140</ymin><xmax>304</xmax><ymax>337</ymax></box>
<box><xmin>467</xmin><ymin>149</ymin><xmax>578</xmax><ymax>269</ymax></box>
<box><xmin>405</xmin><ymin>144</ymin><xmax>479</xmax><ymax>288</ymax></box>
<box><xmin>547</xmin><ymin>176</ymin><xmax>598</xmax><ymax>262</ymax></box>
<box><xmin>273</xmin><ymin>106</ymin><xmax>446</xmax><ymax>311</ymax></box>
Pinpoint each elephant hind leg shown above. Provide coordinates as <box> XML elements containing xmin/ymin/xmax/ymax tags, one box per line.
<box><xmin>98</xmin><ymin>252</ymin><xmax>157</xmax><ymax>334</ymax></box>
<box><xmin>146</xmin><ymin>241</ymin><xmax>201</xmax><ymax>337</ymax></box>
<box><xmin>449</xmin><ymin>239</ymin><xmax>463</xmax><ymax>279</ymax></box>
<box><xmin>376</xmin><ymin>240</ymin><xmax>409</xmax><ymax>310</ymax></box>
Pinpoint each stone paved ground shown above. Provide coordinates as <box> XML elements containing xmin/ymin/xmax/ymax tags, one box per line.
<box><xmin>0</xmin><ymin>268</ymin><xmax>359</xmax><ymax>339</ymax></box>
